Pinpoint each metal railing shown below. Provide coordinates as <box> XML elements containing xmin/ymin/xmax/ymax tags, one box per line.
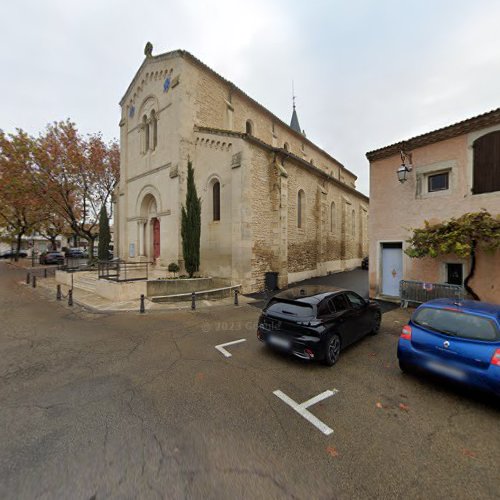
<box><xmin>98</xmin><ymin>260</ymin><xmax>149</xmax><ymax>282</ymax></box>
<box><xmin>62</xmin><ymin>257</ymin><xmax>95</xmax><ymax>272</ymax></box>
<box><xmin>400</xmin><ymin>280</ymin><xmax>466</xmax><ymax>308</ymax></box>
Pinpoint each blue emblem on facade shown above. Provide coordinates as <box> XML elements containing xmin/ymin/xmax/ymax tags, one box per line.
<box><xmin>129</xmin><ymin>105</ymin><xmax>135</xmax><ymax>118</ymax></box>
<box><xmin>163</xmin><ymin>77</ymin><xmax>171</xmax><ymax>93</ymax></box>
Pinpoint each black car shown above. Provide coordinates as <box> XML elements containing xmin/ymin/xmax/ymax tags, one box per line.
<box><xmin>0</xmin><ymin>250</ymin><xmax>28</xmax><ymax>259</ymax></box>
<box><xmin>65</xmin><ymin>248</ymin><xmax>85</xmax><ymax>259</ymax></box>
<box><xmin>39</xmin><ymin>251</ymin><xmax>65</xmax><ymax>265</ymax></box>
<box><xmin>257</xmin><ymin>286</ymin><xmax>381</xmax><ymax>366</ymax></box>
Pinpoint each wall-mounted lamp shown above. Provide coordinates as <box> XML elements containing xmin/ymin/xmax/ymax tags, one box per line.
<box><xmin>397</xmin><ymin>149</ymin><xmax>413</xmax><ymax>183</ymax></box>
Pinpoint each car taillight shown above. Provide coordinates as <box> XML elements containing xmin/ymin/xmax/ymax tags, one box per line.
<box><xmin>400</xmin><ymin>325</ymin><xmax>412</xmax><ymax>340</ymax></box>
<box><xmin>491</xmin><ymin>349</ymin><xmax>500</xmax><ymax>366</ymax></box>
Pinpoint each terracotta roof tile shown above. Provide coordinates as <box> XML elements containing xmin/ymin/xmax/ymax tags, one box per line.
<box><xmin>366</xmin><ymin>107</ymin><xmax>500</xmax><ymax>161</ymax></box>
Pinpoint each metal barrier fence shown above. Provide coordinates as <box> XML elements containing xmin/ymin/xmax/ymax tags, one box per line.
<box><xmin>400</xmin><ymin>280</ymin><xmax>466</xmax><ymax>308</ymax></box>
<box><xmin>98</xmin><ymin>260</ymin><xmax>149</xmax><ymax>282</ymax></box>
<box><xmin>63</xmin><ymin>257</ymin><xmax>91</xmax><ymax>271</ymax></box>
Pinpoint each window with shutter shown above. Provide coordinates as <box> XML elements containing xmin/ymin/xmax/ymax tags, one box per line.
<box><xmin>472</xmin><ymin>131</ymin><xmax>500</xmax><ymax>194</ymax></box>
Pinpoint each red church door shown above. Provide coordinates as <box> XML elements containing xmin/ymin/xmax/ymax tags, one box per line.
<box><xmin>153</xmin><ymin>218</ymin><xmax>160</xmax><ymax>260</ymax></box>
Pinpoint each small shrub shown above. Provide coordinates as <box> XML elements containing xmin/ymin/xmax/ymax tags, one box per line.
<box><xmin>168</xmin><ymin>262</ymin><xmax>180</xmax><ymax>277</ymax></box>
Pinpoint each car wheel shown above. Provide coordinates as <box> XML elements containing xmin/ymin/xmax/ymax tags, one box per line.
<box><xmin>370</xmin><ymin>311</ymin><xmax>382</xmax><ymax>335</ymax></box>
<box><xmin>323</xmin><ymin>333</ymin><xmax>341</xmax><ymax>366</ymax></box>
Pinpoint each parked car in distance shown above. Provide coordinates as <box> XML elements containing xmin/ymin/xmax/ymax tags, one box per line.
<box><xmin>65</xmin><ymin>248</ymin><xmax>86</xmax><ymax>259</ymax></box>
<box><xmin>257</xmin><ymin>286</ymin><xmax>381</xmax><ymax>366</ymax></box>
<box><xmin>39</xmin><ymin>251</ymin><xmax>65</xmax><ymax>265</ymax></box>
<box><xmin>361</xmin><ymin>256</ymin><xmax>369</xmax><ymax>270</ymax></box>
<box><xmin>398</xmin><ymin>299</ymin><xmax>500</xmax><ymax>397</ymax></box>
<box><xmin>0</xmin><ymin>250</ymin><xmax>28</xmax><ymax>259</ymax></box>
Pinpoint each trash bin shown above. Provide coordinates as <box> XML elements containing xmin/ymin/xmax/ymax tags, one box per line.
<box><xmin>264</xmin><ymin>272</ymin><xmax>279</xmax><ymax>292</ymax></box>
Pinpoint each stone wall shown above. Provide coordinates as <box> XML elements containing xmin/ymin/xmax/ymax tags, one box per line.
<box><xmin>187</xmin><ymin>56</ymin><xmax>357</xmax><ymax>188</ymax></box>
<box><xmin>249</xmin><ymin>147</ymin><xmax>281</xmax><ymax>291</ymax></box>
<box><xmin>248</xmin><ymin>146</ymin><xmax>368</xmax><ymax>292</ymax></box>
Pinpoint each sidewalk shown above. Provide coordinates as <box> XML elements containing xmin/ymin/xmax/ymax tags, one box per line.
<box><xmin>29</xmin><ymin>273</ymin><xmax>256</xmax><ymax>313</ymax></box>
<box><xmin>379</xmin><ymin>306</ymin><xmax>413</xmax><ymax>336</ymax></box>
<box><xmin>9</xmin><ymin>260</ymin><xmax>415</xmax><ymax>320</ymax></box>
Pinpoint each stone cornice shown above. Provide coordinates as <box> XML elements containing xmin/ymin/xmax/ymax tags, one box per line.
<box><xmin>195</xmin><ymin>126</ymin><xmax>369</xmax><ymax>203</ymax></box>
<box><xmin>126</xmin><ymin>163</ymin><xmax>171</xmax><ymax>184</ymax></box>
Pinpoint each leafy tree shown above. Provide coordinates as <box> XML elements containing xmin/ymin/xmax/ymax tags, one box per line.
<box><xmin>38</xmin><ymin>213</ymin><xmax>69</xmax><ymax>251</ymax></box>
<box><xmin>98</xmin><ymin>206</ymin><xmax>111</xmax><ymax>260</ymax></box>
<box><xmin>0</xmin><ymin>129</ymin><xmax>46</xmax><ymax>260</ymax></box>
<box><xmin>405</xmin><ymin>211</ymin><xmax>500</xmax><ymax>300</ymax></box>
<box><xmin>32</xmin><ymin>120</ymin><xmax>119</xmax><ymax>259</ymax></box>
<box><xmin>181</xmin><ymin>161</ymin><xmax>201</xmax><ymax>278</ymax></box>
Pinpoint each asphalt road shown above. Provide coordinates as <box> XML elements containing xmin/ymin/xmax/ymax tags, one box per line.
<box><xmin>0</xmin><ymin>263</ymin><xmax>498</xmax><ymax>499</ymax></box>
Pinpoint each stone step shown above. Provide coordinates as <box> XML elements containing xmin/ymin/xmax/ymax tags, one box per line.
<box><xmin>72</xmin><ymin>282</ymin><xmax>96</xmax><ymax>293</ymax></box>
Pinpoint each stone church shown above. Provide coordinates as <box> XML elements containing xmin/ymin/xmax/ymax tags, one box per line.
<box><xmin>115</xmin><ymin>44</ymin><xmax>369</xmax><ymax>293</ymax></box>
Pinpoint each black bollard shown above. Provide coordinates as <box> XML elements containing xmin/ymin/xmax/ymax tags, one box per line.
<box><xmin>191</xmin><ymin>291</ymin><xmax>196</xmax><ymax>310</ymax></box>
<box><xmin>56</xmin><ymin>284</ymin><xmax>62</xmax><ymax>300</ymax></box>
<box><xmin>26</xmin><ymin>272</ymin><xmax>30</xmax><ymax>284</ymax></box>
<box><xmin>140</xmin><ymin>294</ymin><xmax>145</xmax><ymax>313</ymax></box>
<box><xmin>234</xmin><ymin>289</ymin><xmax>239</xmax><ymax>305</ymax></box>
<box><xmin>44</xmin><ymin>268</ymin><xmax>47</xmax><ymax>278</ymax></box>
<box><xmin>68</xmin><ymin>289</ymin><xmax>73</xmax><ymax>306</ymax></box>
<box><xmin>32</xmin><ymin>275</ymin><xmax>37</xmax><ymax>288</ymax></box>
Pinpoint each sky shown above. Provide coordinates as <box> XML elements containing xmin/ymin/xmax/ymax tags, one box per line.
<box><xmin>1</xmin><ymin>0</ymin><xmax>500</xmax><ymax>196</ymax></box>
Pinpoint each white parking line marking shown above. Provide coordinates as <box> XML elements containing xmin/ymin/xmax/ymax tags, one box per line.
<box><xmin>215</xmin><ymin>339</ymin><xmax>247</xmax><ymax>358</ymax></box>
<box><xmin>273</xmin><ymin>389</ymin><xmax>339</xmax><ymax>435</ymax></box>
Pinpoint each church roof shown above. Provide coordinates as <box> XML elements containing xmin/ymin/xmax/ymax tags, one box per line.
<box><xmin>290</xmin><ymin>107</ymin><xmax>302</xmax><ymax>134</ymax></box>
<box><xmin>120</xmin><ymin>47</ymin><xmax>357</xmax><ymax>180</ymax></box>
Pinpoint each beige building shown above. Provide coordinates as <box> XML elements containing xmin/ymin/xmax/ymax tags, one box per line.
<box><xmin>115</xmin><ymin>44</ymin><xmax>369</xmax><ymax>293</ymax></box>
<box><xmin>366</xmin><ymin>107</ymin><xmax>500</xmax><ymax>304</ymax></box>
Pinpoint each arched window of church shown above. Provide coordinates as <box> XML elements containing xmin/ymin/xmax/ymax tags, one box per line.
<box><xmin>330</xmin><ymin>202</ymin><xmax>335</xmax><ymax>232</ymax></box>
<box><xmin>143</xmin><ymin>115</ymin><xmax>149</xmax><ymax>153</ymax></box>
<box><xmin>284</xmin><ymin>142</ymin><xmax>289</xmax><ymax>152</ymax></box>
<box><xmin>298</xmin><ymin>190</ymin><xmax>305</xmax><ymax>228</ymax></box>
<box><xmin>246</xmin><ymin>120</ymin><xmax>254</xmax><ymax>135</ymax></box>
<box><xmin>213</xmin><ymin>181</ymin><xmax>221</xmax><ymax>221</ymax></box>
<box><xmin>151</xmin><ymin>110</ymin><xmax>158</xmax><ymax>150</ymax></box>
<box><xmin>352</xmin><ymin>209</ymin><xmax>356</xmax><ymax>235</ymax></box>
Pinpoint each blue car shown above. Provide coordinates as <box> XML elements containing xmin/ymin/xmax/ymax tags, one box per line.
<box><xmin>398</xmin><ymin>299</ymin><xmax>500</xmax><ymax>397</ymax></box>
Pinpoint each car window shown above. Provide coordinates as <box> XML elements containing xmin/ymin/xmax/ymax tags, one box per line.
<box><xmin>265</xmin><ymin>300</ymin><xmax>314</xmax><ymax>318</ymax></box>
<box><xmin>317</xmin><ymin>300</ymin><xmax>331</xmax><ymax>317</ymax></box>
<box><xmin>330</xmin><ymin>294</ymin><xmax>350</xmax><ymax>312</ymax></box>
<box><xmin>413</xmin><ymin>307</ymin><xmax>499</xmax><ymax>341</ymax></box>
<box><xmin>345</xmin><ymin>292</ymin><xmax>365</xmax><ymax>310</ymax></box>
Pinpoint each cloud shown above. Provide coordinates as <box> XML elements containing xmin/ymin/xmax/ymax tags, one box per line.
<box><xmin>1</xmin><ymin>0</ymin><xmax>500</xmax><ymax>196</ymax></box>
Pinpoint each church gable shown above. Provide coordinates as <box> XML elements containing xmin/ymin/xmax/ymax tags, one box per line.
<box><xmin>120</xmin><ymin>52</ymin><xmax>181</xmax><ymax>131</ymax></box>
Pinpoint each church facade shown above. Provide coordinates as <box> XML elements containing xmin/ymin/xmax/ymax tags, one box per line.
<box><xmin>115</xmin><ymin>45</ymin><xmax>369</xmax><ymax>293</ymax></box>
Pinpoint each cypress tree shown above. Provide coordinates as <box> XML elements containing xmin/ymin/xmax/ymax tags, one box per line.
<box><xmin>181</xmin><ymin>161</ymin><xmax>201</xmax><ymax>277</ymax></box>
<box><xmin>98</xmin><ymin>206</ymin><xmax>111</xmax><ymax>261</ymax></box>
